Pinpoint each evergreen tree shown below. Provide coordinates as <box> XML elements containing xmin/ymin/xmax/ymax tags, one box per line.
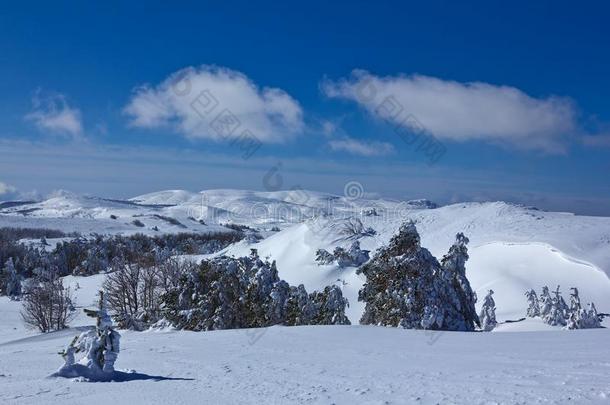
<box><xmin>525</xmin><ymin>289</ymin><xmax>540</xmax><ymax>317</ymax></box>
<box><xmin>2</xmin><ymin>258</ymin><xmax>21</xmax><ymax>298</ymax></box>
<box><xmin>566</xmin><ymin>287</ymin><xmax>582</xmax><ymax>329</ymax></box>
<box><xmin>566</xmin><ymin>288</ymin><xmax>602</xmax><ymax>329</ymax></box>
<box><xmin>585</xmin><ymin>303</ymin><xmax>601</xmax><ymax>328</ymax></box>
<box><xmin>310</xmin><ymin>285</ymin><xmax>351</xmax><ymax>325</ymax></box>
<box><xmin>479</xmin><ymin>289</ymin><xmax>497</xmax><ymax>331</ymax></box>
<box><xmin>538</xmin><ymin>286</ymin><xmax>553</xmax><ymax>319</ymax></box>
<box><xmin>285</xmin><ymin>284</ymin><xmax>317</xmax><ymax>326</ymax></box>
<box><xmin>439</xmin><ymin>233</ymin><xmax>480</xmax><ymax>330</ymax></box>
<box><xmin>162</xmin><ymin>250</ymin><xmax>350</xmax><ymax>331</ymax></box>
<box><xmin>358</xmin><ymin>221</ymin><xmax>477</xmax><ymax>331</ymax></box>
<box><xmin>544</xmin><ymin>285</ymin><xmax>567</xmax><ymax>326</ymax></box>
<box><xmin>316</xmin><ymin>241</ymin><xmax>370</xmax><ymax>268</ymax></box>
<box><xmin>315</xmin><ymin>249</ymin><xmax>334</xmax><ymax>265</ymax></box>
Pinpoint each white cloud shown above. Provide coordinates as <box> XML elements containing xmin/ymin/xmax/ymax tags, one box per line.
<box><xmin>0</xmin><ymin>181</ymin><xmax>38</xmax><ymax>201</ymax></box>
<box><xmin>25</xmin><ymin>91</ymin><xmax>83</xmax><ymax>137</ymax></box>
<box><xmin>329</xmin><ymin>137</ymin><xmax>395</xmax><ymax>156</ymax></box>
<box><xmin>124</xmin><ymin>65</ymin><xmax>304</xmax><ymax>143</ymax></box>
<box><xmin>322</xmin><ymin>70</ymin><xmax>578</xmax><ymax>153</ymax></box>
<box><xmin>0</xmin><ymin>181</ymin><xmax>17</xmax><ymax>196</ymax></box>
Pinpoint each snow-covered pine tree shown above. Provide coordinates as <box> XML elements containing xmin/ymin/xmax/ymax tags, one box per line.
<box><xmin>357</xmin><ymin>221</ymin><xmax>462</xmax><ymax>330</ymax></box>
<box><xmin>525</xmin><ymin>289</ymin><xmax>540</xmax><ymax>317</ymax></box>
<box><xmin>584</xmin><ymin>302</ymin><xmax>601</xmax><ymax>328</ymax></box>
<box><xmin>439</xmin><ymin>233</ymin><xmax>479</xmax><ymax>331</ymax></box>
<box><xmin>285</xmin><ymin>284</ymin><xmax>317</xmax><ymax>326</ymax></box>
<box><xmin>162</xmin><ymin>249</ymin><xmax>350</xmax><ymax>331</ymax></box>
<box><xmin>339</xmin><ymin>241</ymin><xmax>370</xmax><ymax>268</ymax></box>
<box><xmin>315</xmin><ymin>249</ymin><xmax>334</xmax><ymax>265</ymax></box>
<box><xmin>2</xmin><ymin>258</ymin><xmax>21</xmax><ymax>298</ymax></box>
<box><xmin>316</xmin><ymin>241</ymin><xmax>369</xmax><ymax>267</ymax></box>
<box><xmin>310</xmin><ymin>285</ymin><xmax>351</xmax><ymax>325</ymax></box>
<box><xmin>566</xmin><ymin>287</ymin><xmax>602</xmax><ymax>329</ymax></box>
<box><xmin>479</xmin><ymin>289</ymin><xmax>497</xmax><ymax>331</ymax></box>
<box><xmin>538</xmin><ymin>286</ymin><xmax>553</xmax><ymax>319</ymax></box>
<box><xmin>57</xmin><ymin>290</ymin><xmax>121</xmax><ymax>377</ymax></box>
<box><xmin>566</xmin><ymin>287</ymin><xmax>582</xmax><ymax>329</ymax></box>
<box><xmin>544</xmin><ymin>285</ymin><xmax>567</xmax><ymax>326</ymax></box>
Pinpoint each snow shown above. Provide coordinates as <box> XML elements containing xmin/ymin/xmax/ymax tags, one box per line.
<box><xmin>1</xmin><ymin>323</ymin><xmax>610</xmax><ymax>404</ymax></box>
<box><xmin>2</xmin><ymin>189</ymin><xmax>610</xmax><ymax>403</ymax></box>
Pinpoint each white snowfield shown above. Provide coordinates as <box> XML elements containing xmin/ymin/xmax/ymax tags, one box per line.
<box><xmin>1</xmin><ymin>189</ymin><xmax>610</xmax><ymax>404</ymax></box>
<box><xmin>1</xmin><ymin>323</ymin><xmax>610</xmax><ymax>404</ymax></box>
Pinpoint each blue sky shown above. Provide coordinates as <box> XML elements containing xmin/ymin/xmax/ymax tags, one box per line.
<box><xmin>1</xmin><ymin>1</ymin><xmax>610</xmax><ymax>214</ymax></box>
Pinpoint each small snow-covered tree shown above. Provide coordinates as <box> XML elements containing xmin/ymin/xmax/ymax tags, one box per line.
<box><xmin>538</xmin><ymin>286</ymin><xmax>553</xmax><ymax>318</ymax></box>
<box><xmin>344</xmin><ymin>240</ymin><xmax>370</xmax><ymax>267</ymax></box>
<box><xmin>584</xmin><ymin>303</ymin><xmax>601</xmax><ymax>328</ymax></box>
<box><xmin>2</xmin><ymin>258</ymin><xmax>21</xmax><ymax>298</ymax></box>
<box><xmin>525</xmin><ymin>289</ymin><xmax>540</xmax><ymax>317</ymax></box>
<box><xmin>479</xmin><ymin>289</ymin><xmax>497</xmax><ymax>331</ymax></box>
<box><xmin>285</xmin><ymin>284</ymin><xmax>317</xmax><ymax>326</ymax></box>
<box><xmin>566</xmin><ymin>287</ymin><xmax>582</xmax><ymax>329</ymax></box>
<box><xmin>310</xmin><ymin>285</ymin><xmax>351</xmax><ymax>325</ymax></box>
<box><xmin>544</xmin><ymin>285</ymin><xmax>567</xmax><ymax>326</ymax></box>
<box><xmin>439</xmin><ymin>233</ymin><xmax>479</xmax><ymax>331</ymax></box>
<box><xmin>566</xmin><ymin>287</ymin><xmax>602</xmax><ymax>329</ymax></box>
<box><xmin>315</xmin><ymin>249</ymin><xmax>334</xmax><ymax>265</ymax></box>
<box><xmin>56</xmin><ymin>291</ymin><xmax>121</xmax><ymax>377</ymax></box>
<box><xmin>316</xmin><ymin>241</ymin><xmax>370</xmax><ymax>268</ymax></box>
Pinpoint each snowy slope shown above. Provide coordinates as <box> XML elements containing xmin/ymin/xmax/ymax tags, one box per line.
<box><xmin>2</xmin><ymin>190</ymin><xmax>610</xmax><ymax>404</ymax></box>
<box><xmin>1</xmin><ymin>320</ymin><xmax>610</xmax><ymax>404</ymax></box>
<box><xmin>2</xmin><ymin>189</ymin><xmax>610</xmax><ymax>324</ymax></box>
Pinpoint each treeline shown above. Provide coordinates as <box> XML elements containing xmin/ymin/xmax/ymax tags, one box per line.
<box><xmin>0</xmin><ymin>228</ymin><xmax>243</xmax><ymax>297</ymax></box>
<box><xmin>0</xmin><ymin>227</ymin><xmax>77</xmax><ymax>241</ymax></box>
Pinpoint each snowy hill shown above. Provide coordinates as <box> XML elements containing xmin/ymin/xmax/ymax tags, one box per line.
<box><xmin>2</xmin><ymin>189</ymin><xmax>610</xmax><ymax>404</ymax></box>
<box><xmin>2</xmin><ymin>189</ymin><xmax>610</xmax><ymax>325</ymax></box>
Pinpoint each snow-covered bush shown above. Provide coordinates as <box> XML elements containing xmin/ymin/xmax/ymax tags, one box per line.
<box><xmin>335</xmin><ymin>217</ymin><xmax>376</xmax><ymax>239</ymax></box>
<box><xmin>357</xmin><ymin>221</ymin><xmax>479</xmax><ymax>331</ymax></box>
<box><xmin>21</xmin><ymin>278</ymin><xmax>75</xmax><ymax>332</ymax></box>
<box><xmin>54</xmin><ymin>291</ymin><xmax>121</xmax><ymax>379</ymax></box>
<box><xmin>361</xmin><ymin>207</ymin><xmax>379</xmax><ymax>217</ymax></box>
<box><xmin>315</xmin><ymin>241</ymin><xmax>370</xmax><ymax>268</ymax></box>
<box><xmin>479</xmin><ymin>290</ymin><xmax>497</xmax><ymax>331</ymax></box>
<box><xmin>161</xmin><ymin>249</ymin><xmax>350</xmax><ymax>331</ymax></box>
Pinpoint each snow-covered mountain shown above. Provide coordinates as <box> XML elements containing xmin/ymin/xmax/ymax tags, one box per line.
<box><xmin>2</xmin><ymin>189</ymin><xmax>610</xmax><ymax>324</ymax></box>
<box><xmin>2</xmin><ymin>189</ymin><xmax>610</xmax><ymax>403</ymax></box>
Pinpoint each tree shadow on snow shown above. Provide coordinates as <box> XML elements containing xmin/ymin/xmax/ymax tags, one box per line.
<box><xmin>50</xmin><ymin>364</ymin><xmax>194</xmax><ymax>382</ymax></box>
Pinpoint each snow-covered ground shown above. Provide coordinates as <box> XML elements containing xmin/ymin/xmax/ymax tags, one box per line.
<box><xmin>1</xmin><ymin>320</ymin><xmax>610</xmax><ymax>404</ymax></box>
<box><xmin>2</xmin><ymin>189</ymin><xmax>610</xmax><ymax>403</ymax></box>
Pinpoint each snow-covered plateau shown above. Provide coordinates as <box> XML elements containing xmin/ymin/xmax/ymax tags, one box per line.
<box><xmin>1</xmin><ymin>189</ymin><xmax>610</xmax><ymax>404</ymax></box>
